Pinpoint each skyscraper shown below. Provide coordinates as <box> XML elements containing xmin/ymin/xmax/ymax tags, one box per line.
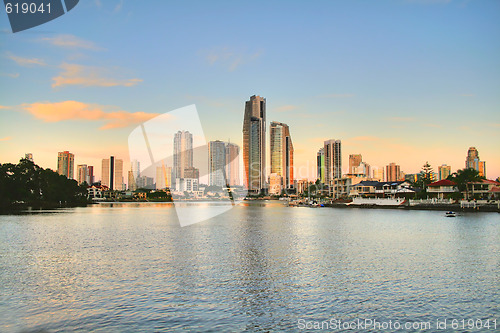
<box><xmin>57</xmin><ymin>151</ymin><xmax>74</xmax><ymax>179</ymax></box>
<box><xmin>372</xmin><ymin>167</ymin><xmax>384</xmax><ymax>182</ymax></box>
<box><xmin>317</xmin><ymin>148</ymin><xmax>325</xmax><ymax>183</ymax></box>
<box><xmin>225</xmin><ymin>142</ymin><xmax>240</xmax><ymax>187</ymax></box>
<box><xmin>349</xmin><ymin>154</ymin><xmax>362</xmax><ymax>174</ymax></box>
<box><xmin>479</xmin><ymin>161</ymin><xmax>486</xmax><ymax>178</ymax></box>
<box><xmin>25</xmin><ymin>153</ymin><xmax>33</xmax><ymax>162</ymax></box>
<box><xmin>386</xmin><ymin>162</ymin><xmax>401</xmax><ymax>182</ymax></box>
<box><xmin>465</xmin><ymin>147</ymin><xmax>479</xmax><ymax>170</ymax></box>
<box><xmin>465</xmin><ymin>147</ymin><xmax>486</xmax><ymax>177</ymax></box>
<box><xmin>209</xmin><ymin>140</ymin><xmax>227</xmax><ymax>187</ymax></box>
<box><xmin>77</xmin><ymin>164</ymin><xmax>88</xmax><ymax>185</ymax></box>
<box><xmin>173</xmin><ymin>130</ymin><xmax>193</xmax><ymax>182</ymax></box>
<box><xmin>243</xmin><ymin>95</ymin><xmax>266</xmax><ymax>194</ymax></box>
<box><xmin>156</xmin><ymin>164</ymin><xmax>172</xmax><ymax>190</ymax></box>
<box><xmin>438</xmin><ymin>164</ymin><xmax>451</xmax><ymax>180</ymax></box>
<box><xmin>87</xmin><ymin>166</ymin><xmax>94</xmax><ymax>185</ymax></box>
<box><xmin>324</xmin><ymin>139</ymin><xmax>342</xmax><ymax>182</ymax></box>
<box><xmin>270</xmin><ymin>121</ymin><xmax>294</xmax><ymax>189</ymax></box>
<box><xmin>102</xmin><ymin>156</ymin><xmax>124</xmax><ymax>190</ymax></box>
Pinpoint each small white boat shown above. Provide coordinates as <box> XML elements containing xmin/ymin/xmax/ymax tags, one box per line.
<box><xmin>445</xmin><ymin>211</ymin><xmax>456</xmax><ymax>217</ymax></box>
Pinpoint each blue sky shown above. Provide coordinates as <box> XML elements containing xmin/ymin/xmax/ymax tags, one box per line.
<box><xmin>1</xmin><ymin>0</ymin><xmax>499</xmax><ymax>180</ymax></box>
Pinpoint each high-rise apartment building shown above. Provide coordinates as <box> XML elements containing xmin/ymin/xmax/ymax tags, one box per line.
<box><xmin>102</xmin><ymin>156</ymin><xmax>124</xmax><ymax>190</ymax></box>
<box><xmin>349</xmin><ymin>154</ymin><xmax>362</xmax><ymax>174</ymax></box>
<box><xmin>156</xmin><ymin>164</ymin><xmax>172</xmax><ymax>190</ymax></box>
<box><xmin>57</xmin><ymin>151</ymin><xmax>74</xmax><ymax>179</ymax></box>
<box><xmin>76</xmin><ymin>164</ymin><xmax>94</xmax><ymax>185</ymax></box>
<box><xmin>25</xmin><ymin>153</ymin><xmax>33</xmax><ymax>162</ymax></box>
<box><xmin>317</xmin><ymin>148</ymin><xmax>325</xmax><ymax>183</ymax></box>
<box><xmin>173</xmin><ymin>130</ymin><xmax>193</xmax><ymax>182</ymax></box>
<box><xmin>209</xmin><ymin>140</ymin><xmax>227</xmax><ymax>187</ymax></box>
<box><xmin>372</xmin><ymin>167</ymin><xmax>384</xmax><ymax>182</ymax></box>
<box><xmin>270</xmin><ymin>121</ymin><xmax>294</xmax><ymax>189</ymax></box>
<box><xmin>225</xmin><ymin>142</ymin><xmax>240</xmax><ymax>187</ymax></box>
<box><xmin>438</xmin><ymin>164</ymin><xmax>451</xmax><ymax>180</ymax></box>
<box><xmin>465</xmin><ymin>147</ymin><xmax>486</xmax><ymax>177</ymax></box>
<box><xmin>386</xmin><ymin>162</ymin><xmax>401</xmax><ymax>182</ymax></box>
<box><xmin>77</xmin><ymin>164</ymin><xmax>88</xmax><ymax>185</ymax></box>
<box><xmin>324</xmin><ymin>139</ymin><xmax>342</xmax><ymax>182</ymax></box>
<box><xmin>243</xmin><ymin>95</ymin><xmax>266</xmax><ymax>194</ymax></box>
<box><xmin>87</xmin><ymin>166</ymin><xmax>94</xmax><ymax>185</ymax></box>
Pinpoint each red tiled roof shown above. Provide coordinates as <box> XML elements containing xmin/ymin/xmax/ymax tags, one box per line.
<box><xmin>489</xmin><ymin>186</ymin><xmax>500</xmax><ymax>193</ymax></box>
<box><xmin>468</xmin><ymin>179</ymin><xmax>500</xmax><ymax>185</ymax></box>
<box><xmin>428</xmin><ymin>179</ymin><xmax>457</xmax><ymax>187</ymax></box>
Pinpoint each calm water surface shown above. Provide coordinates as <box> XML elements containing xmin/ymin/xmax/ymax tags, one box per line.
<box><xmin>0</xmin><ymin>202</ymin><xmax>498</xmax><ymax>332</ymax></box>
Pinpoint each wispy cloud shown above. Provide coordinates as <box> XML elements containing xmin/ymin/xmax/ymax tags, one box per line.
<box><xmin>52</xmin><ymin>63</ymin><xmax>142</xmax><ymax>88</ymax></box>
<box><xmin>0</xmin><ymin>105</ymin><xmax>10</xmax><ymax>109</ymax></box>
<box><xmin>320</xmin><ymin>93</ymin><xmax>355</xmax><ymax>98</ymax></box>
<box><xmin>0</xmin><ymin>72</ymin><xmax>19</xmax><ymax>78</ymax></box>
<box><xmin>23</xmin><ymin>101</ymin><xmax>158</xmax><ymax>130</ymax></box>
<box><xmin>7</xmin><ymin>52</ymin><xmax>46</xmax><ymax>66</ymax></box>
<box><xmin>424</xmin><ymin>123</ymin><xmax>442</xmax><ymax>128</ymax></box>
<box><xmin>204</xmin><ymin>47</ymin><xmax>262</xmax><ymax>71</ymax></box>
<box><xmin>41</xmin><ymin>34</ymin><xmax>102</xmax><ymax>50</ymax></box>
<box><xmin>0</xmin><ymin>136</ymin><xmax>12</xmax><ymax>141</ymax></box>
<box><xmin>386</xmin><ymin>116</ymin><xmax>415</xmax><ymax>122</ymax></box>
<box><xmin>114</xmin><ymin>0</ymin><xmax>124</xmax><ymax>12</ymax></box>
<box><xmin>275</xmin><ymin>105</ymin><xmax>298</xmax><ymax>112</ymax></box>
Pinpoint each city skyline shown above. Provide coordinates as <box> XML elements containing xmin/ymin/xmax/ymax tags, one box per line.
<box><xmin>1</xmin><ymin>1</ymin><xmax>499</xmax><ymax>180</ymax></box>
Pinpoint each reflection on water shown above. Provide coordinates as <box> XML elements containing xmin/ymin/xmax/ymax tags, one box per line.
<box><xmin>0</xmin><ymin>203</ymin><xmax>498</xmax><ymax>332</ymax></box>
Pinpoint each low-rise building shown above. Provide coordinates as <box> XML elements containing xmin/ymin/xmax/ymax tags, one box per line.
<box><xmin>427</xmin><ymin>179</ymin><xmax>458</xmax><ymax>199</ymax></box>
<box><xmin>465</xmin><ymin>179</ymin><xmax>500</xmax><ymax>200</ymax></box>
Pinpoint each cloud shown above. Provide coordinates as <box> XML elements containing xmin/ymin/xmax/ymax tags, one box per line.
<box><xmin>114</xmin><ymin>0</ymin><xmax>124</xmax><ymax>12</ymax></box>
<box><xmin>7</xmin><ymin>53</ymin><xmax>46</xmax><ymax>66</ymax></box>
<box><xmin>320</xmin><ymin>93</ymin><xmax>355</xmax><ymax>98</ymax></box>
<box><xmin>386</xmin><ymin>116</ymin><xmax>415</xmax><ymax>122</ymax></box>
<box><xmin>0</xmin><ymin>72</ymin><xmax>19</xmax><ymax>78</ymax></box>
<box><xmin>0</xmin><ymin>136</ymin><xmax>11</xmax><ymax>141</ymax></box>
<box><xmin>0</xmin><ymin>105</ymin><xmax>10</xmax><ymax>109</ymax></box>
<box><xmin>41</xmin><ymin>34</ymin><xmax>102</xmax><ymax>50</ymax></box>
<box><xmin>23</xmin><ymin>101</ymin><xmax>158</xmax><ymax>130</ymax></box>
<box><xmin>204</xmin><ymin>47</ymin><xmax>262</xmax><ymax>71</ymax></box>
<box><xmin>275</xmin><ymin>105</ymin><xmax>298</xmax><ymax>112</ymax></box>
<box><xmin>52</xmin><ymin>63</ymin><xmax>142</xmax><ymax>88</ymax></box>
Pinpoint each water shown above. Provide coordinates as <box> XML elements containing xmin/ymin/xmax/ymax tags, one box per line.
<box><xmin>0</xmin><ymin>202</ymin><xmax>498</xmax><ymax>332</ymax></box>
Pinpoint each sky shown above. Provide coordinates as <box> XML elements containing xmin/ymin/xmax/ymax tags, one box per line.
<box><xmin>1</xmin><ymin>0</ymin><xmax>499</xmax><ymax>182</ymax></box>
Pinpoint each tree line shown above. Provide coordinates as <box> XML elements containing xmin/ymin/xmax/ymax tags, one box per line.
<box><xmin>0</xmin><ymin>158</ymin><xmax>88</xmax><ymax>209</ymax></box>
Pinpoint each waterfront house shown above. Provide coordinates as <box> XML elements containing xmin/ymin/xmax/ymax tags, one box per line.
<box><xmin>465</xmin><ymin>179</ymin><xmax>500</xmax><ymax>200</ymax></box>
<box><xmin>427</xmin><ymin>179</ymin><xmax>458</xmax><ymax>199</ymax></box>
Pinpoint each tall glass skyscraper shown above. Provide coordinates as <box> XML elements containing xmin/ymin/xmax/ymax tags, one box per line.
<box><xmin>209</xmin><ymin>140</ymin><xmax>227</xmax><ymax>187</ymax></box>
<box><xmin>173</xmin><ymin>130</ymin><xmax>193</xmax><ymax>183</ymax></box>
<box><xmin>270</xmin><ymin>121</ymin><xmax>294</xmax><ymax>189</ymax></box>
<box><xmin>466</xmin><ymin>147</ymin><xmax>486</xmax><ymax>177</ymax></box>
<box><xmin>324</xmin><ymin>139</ymin><xmax>342</xmax><ymax>182</ymax></box>
<box><xmin>243</xmin><ymin>95</ymin><xmax>266</xmax><ymax>194</ymax></box>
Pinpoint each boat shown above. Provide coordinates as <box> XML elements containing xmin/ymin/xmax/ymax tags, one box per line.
<box><xmin>445</xmin><ymin>211</ymin><xmax>456</xmax><ymax>217</ymax></box>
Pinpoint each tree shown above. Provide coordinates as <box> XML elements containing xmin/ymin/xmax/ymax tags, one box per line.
<box><xmin>0</xmin><ymin>159</ymin><xmax>88</xmax><ymax>209</ymax></box>
<box><xmin>447</xmin><ymin>168</ymin><xmax>484</xmax><ymax>200</ymax></box>
<box><xmin>421</xmin><ymin>161</ymin><xmax>434</xmax><ymax>187</ymax></box>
